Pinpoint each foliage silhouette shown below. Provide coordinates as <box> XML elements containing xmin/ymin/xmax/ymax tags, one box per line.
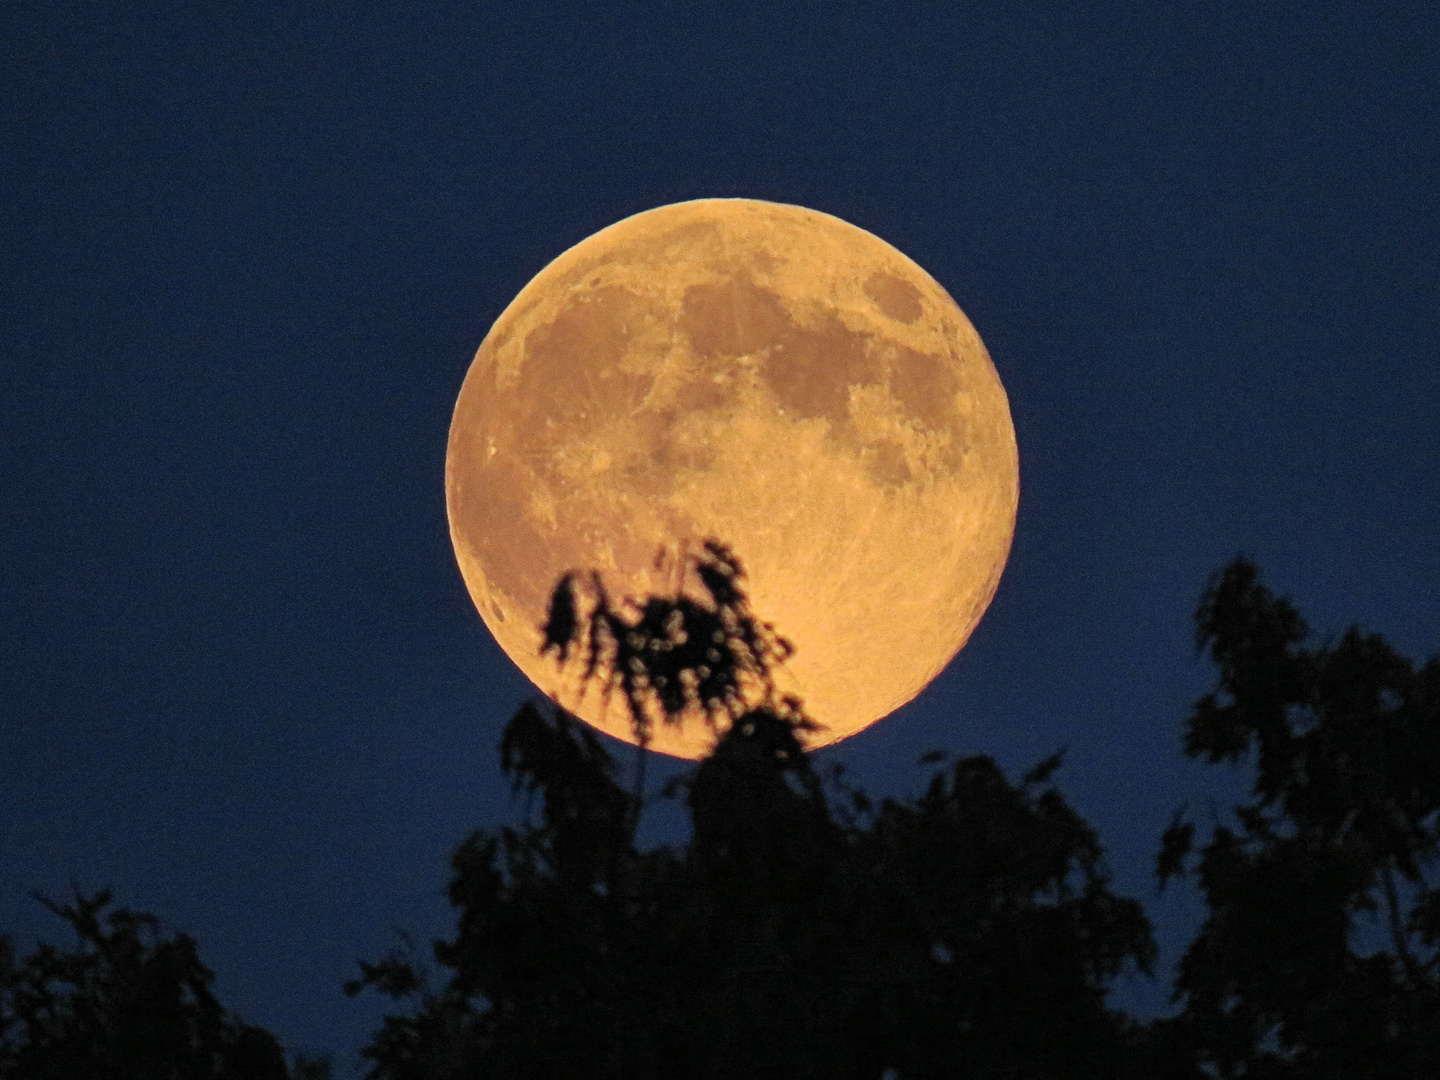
<box><xmin>1153</xmin><ymin>557</ymin><xmax>1440</xmax><ymax>1078</ymax></box>
<box><xmin>9</xmin><ymin>548</ymin><xmax>1433</xmax><ymax>1076</ymax></box>
<box><xmin>0</xmin><ymin>889</ymin><xmax>328</xmax><ymax>1080</ymax></box>
<box><xmin>540</xmin><ymin>539</ymin><xmax>802</xmax><ymax>748</ymax></box>
<box><xmin>349</xmin><ymin>543</ymin><xmax>1158</xmax><ymax>1078</ymax></box>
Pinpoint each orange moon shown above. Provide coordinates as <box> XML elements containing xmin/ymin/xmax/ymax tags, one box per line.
<box><xmin>446</xmin><ymin>199</ymin><xmax>1018</xmax><ymax>759</ymax></box>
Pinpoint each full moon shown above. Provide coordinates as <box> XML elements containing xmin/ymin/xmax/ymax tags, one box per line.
<box><xmin>446</xmin><ymin>199</ymin><xmax>1018</xmax><ymax>759</ymax></box>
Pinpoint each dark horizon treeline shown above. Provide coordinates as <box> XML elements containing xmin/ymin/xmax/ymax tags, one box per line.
<box><xmin>3</xmin><ymin>552</ymin><xmax>1437</xmax><ymax>1078</ymax></box>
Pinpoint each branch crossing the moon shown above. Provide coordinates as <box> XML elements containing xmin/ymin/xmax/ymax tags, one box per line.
<box><xmin>539</xmin><ymin>539</ymin><xmax>816</xmax><ymax>747</ymax></box>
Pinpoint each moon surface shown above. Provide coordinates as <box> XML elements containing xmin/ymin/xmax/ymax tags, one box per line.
<box><xmin>446</xmin><ymin>199</ymin><xmax>1018</xmax><ymax>759</ymax></box>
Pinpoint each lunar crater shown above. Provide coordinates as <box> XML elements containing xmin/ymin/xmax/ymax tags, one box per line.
<box><xmin>865</xmin><ymin>271</ymin><xmax>925</xmax><ymax>323</ymax></box>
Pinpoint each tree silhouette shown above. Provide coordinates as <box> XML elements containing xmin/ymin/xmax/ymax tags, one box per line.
<box><xmin>539</xmin><ymin>539</ymin><xmax>804</xmax><ymax>748</ymax></box>
<box><xmin>349</xmin><ymin>542</ymin><xmax>1158</xmax><ymax>1078</ymax></box>
<box><xmin>10</xmin><ymin>548</ymin><xmax>1432</xmax><ymax>1076</ymax></box>
<box><xmin>1153</xmin><ymin>557</ymin><xmax>1440</xmax><ymax>1078</ymax></box>
<box><xmin>0</xmin><ymin>889</ymin><xmax>327</xmax><ymax>1080</ymax></box>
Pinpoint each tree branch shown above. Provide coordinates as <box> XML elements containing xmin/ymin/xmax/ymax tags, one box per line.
<box><xmin>1382</xmin><ymin>863</ymin><xmax>1420</xmax><ymax>987</ymax></box>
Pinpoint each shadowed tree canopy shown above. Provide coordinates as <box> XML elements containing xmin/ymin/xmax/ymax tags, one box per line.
<box><xmin>7</xmin><ymin>545</ymin><xmax>1435</xmax><ymax>1076</ymax></box>
<box><xmin>348</xmin><ymin>543</ymin><xmax>1159</xmax><ymax>1078</ymax></box>
<box><xmin>0</xmin><ymin>890</ymin><xmax>329</xmax><ymax>1080</ymax></box>
<box><xmin>1154</xmin><ymin>557</ymin><xmax>1440</xmax><ymax>1079</ymax></box>
<box><xmin>539</xmin><ymin>539</ymin><xmax>801</xmax><ymax>748</ymax></box>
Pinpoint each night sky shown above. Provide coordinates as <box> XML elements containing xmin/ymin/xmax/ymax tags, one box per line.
<box><xmin>4</xmin><ymin>1</ymin><xmax>1437</xmax><ymax>1070</ymax></box>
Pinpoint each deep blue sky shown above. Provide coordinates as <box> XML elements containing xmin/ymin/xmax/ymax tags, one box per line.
<box><xmin>4</xmin><ymin>1</ymin><xmax>1437</xmax><ymax>1070</ymax></box>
